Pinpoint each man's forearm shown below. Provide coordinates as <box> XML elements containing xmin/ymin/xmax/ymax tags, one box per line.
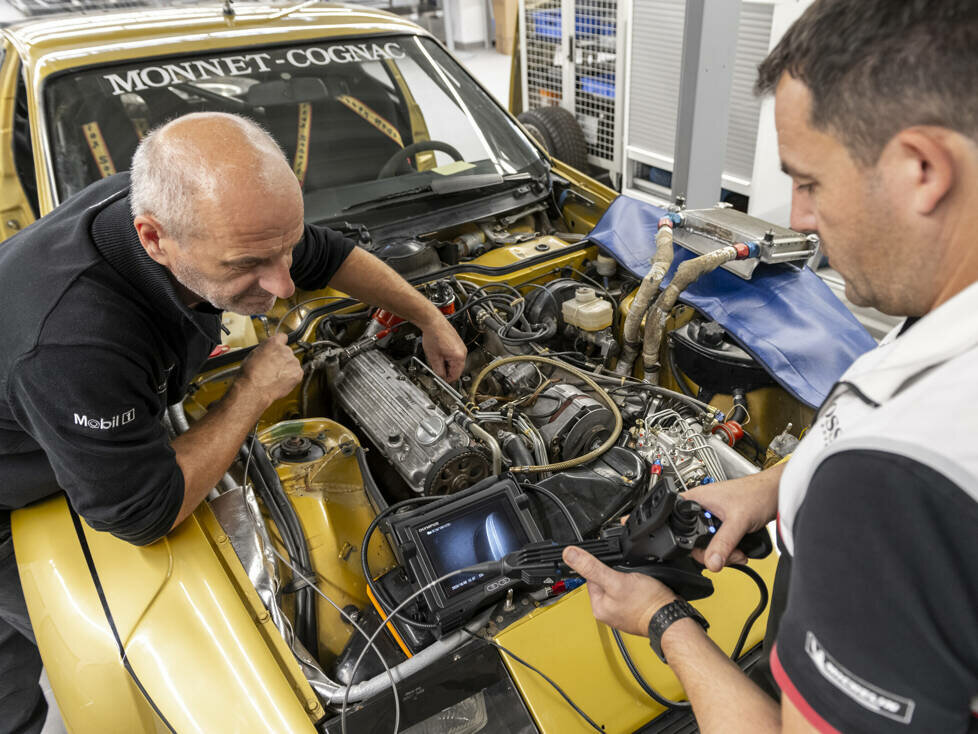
<box><xmin>328</xmin><ymin>247</ymin><xmax>444</xmax><ymax>328</ymax></box>
<box><xmin>168</xmin><ymin>380</ymin><xmax>267</xmax><ymax>529</ymax></box>
<box><xmin>661</xmin><ymin>619</ymin><xmax>780</xmax><ymax>733</ymax></box>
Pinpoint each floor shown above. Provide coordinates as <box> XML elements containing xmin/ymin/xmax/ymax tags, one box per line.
<box><xmin>35</xmin><ymin>45</ymin><xmax>512</xmax><ymax>734</ymax></box>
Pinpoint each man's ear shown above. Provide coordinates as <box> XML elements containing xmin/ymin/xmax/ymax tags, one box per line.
<box><xmin>133</xmin><ymin>214</ymin><xmax>172</xmax><ymax>267</ymax></box>
<box><xmin>888</xmin><ymin>127</ymin><xmax>955</xmax><ymax>216</ymax></box>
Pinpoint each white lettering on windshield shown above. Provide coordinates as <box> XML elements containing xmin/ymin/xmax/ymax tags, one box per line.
<box><xmin>101</xmin><ymin>44</ymin><xmax>406</xmax><ymax>96</ymax></box>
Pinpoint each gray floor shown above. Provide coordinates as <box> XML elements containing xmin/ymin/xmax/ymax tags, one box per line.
<box><xmin>36</xmin><ymin>45</ymin><xmax>511</xmax><ymax>734</ymax></box>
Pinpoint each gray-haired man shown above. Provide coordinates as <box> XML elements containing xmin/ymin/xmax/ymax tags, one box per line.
<box><xmin>0</xmin><ymin>112</ymin><xmax>466</xmax><ymax>733</ymax></box>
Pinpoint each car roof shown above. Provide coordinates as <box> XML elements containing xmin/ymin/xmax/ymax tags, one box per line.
<box><xmin>3</xmin><ymin>1</ymin><xmax>427</xmax><ymax>79</ymax></box>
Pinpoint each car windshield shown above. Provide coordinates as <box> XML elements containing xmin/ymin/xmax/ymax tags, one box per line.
<box><xmin>43</xmin><ymin>34</ymin><xmax>546</xmax><ymax>223</ymax></box>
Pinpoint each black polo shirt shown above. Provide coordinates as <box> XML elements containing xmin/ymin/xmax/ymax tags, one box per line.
<box><xmin>0</xmin><ymin>174</ymin><xmax>353</xmax><ymax>544</ymax></box>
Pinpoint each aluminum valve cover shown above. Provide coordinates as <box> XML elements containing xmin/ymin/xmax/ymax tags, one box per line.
<box><xmin>332</xmin><ymin>350</ymin><xmax>474</xmax><ymax>493</ymax></box>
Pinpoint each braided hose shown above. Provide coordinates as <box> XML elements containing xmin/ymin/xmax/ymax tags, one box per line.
<box><xmin>468</xmin><ymin>355</ymin><xmax>623</xmax><ymax>473</ymax></box>
<box><xmin>642</xmin><ymin>245</ymin><xmax>740</xmax><ymax>384</ymax></box>
<box><xmin>614</xmin><ymin>217</ymin><xmax>677</xmax><ymax>376</ymax></box>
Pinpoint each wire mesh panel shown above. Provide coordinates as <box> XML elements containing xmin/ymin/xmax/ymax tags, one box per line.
<box><xmin>524</xmin><ymin>0</ymin><xmax>565</xmax><ymax>109</ymax></box>
<box><xmin>572</xmin><ymin>0</ymin><xmax>618</xmax><ymax>167</ymax></box>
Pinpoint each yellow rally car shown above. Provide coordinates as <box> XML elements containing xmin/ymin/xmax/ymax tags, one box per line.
<box><xmin>2</xmin><ymin>3</ymin><xmax>876</xmax><ymax>732</ymax></box>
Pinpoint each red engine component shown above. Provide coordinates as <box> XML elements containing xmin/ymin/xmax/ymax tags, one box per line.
<box><xmin>712</xmin><ymin>420</ymin><xmax>745</xmax><ymax>447</ymax></box>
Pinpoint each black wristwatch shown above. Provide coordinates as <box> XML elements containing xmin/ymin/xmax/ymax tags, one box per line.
<box><xmin>647</xmin><ymin>599</ymin><xmax>709</xmax><ymax>663</ymax></box>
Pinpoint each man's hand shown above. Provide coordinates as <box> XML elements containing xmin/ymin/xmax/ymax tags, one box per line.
<box><xmin>236</xmin><ymin>333</ymin><xmax>303</xmax><ymax>405</ymax></box>
<box><xmin>421</xmin><ymin>318</ymin><xmax>467</xmax><ymax>382</ymax></box>
<box><xmin>683</xmin><ymin>463</ymin><xmax>785</xmax><ymax>572</ymax></box>
<box><xmin>562</xmin><ymin>546</ymin><xmax>678</xmax><ymax>637</ymax></box>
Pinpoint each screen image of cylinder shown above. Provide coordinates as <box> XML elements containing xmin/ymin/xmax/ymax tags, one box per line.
<box><xmin>422</xmin><ymin>503</ymin><xmax>526</xmax><ymax>598</ymax></box>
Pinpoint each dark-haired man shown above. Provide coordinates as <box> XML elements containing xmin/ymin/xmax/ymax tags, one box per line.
<box><xmin>565</xmin><ymin>1</ymin><xmax>978</xmax><ymax>731</ymax></box>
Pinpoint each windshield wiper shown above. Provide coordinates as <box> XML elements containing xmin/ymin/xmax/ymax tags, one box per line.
<box><xmin>341</xmin><ymin>172</ymin><xmax>537</xmax><ymax>214</ymax></box>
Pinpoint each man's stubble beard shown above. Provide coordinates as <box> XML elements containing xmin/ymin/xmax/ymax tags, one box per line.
<box><xmin>169</xmin><ymin>259</ymin><xmax>276</xmax><ymax>315</ymax></box>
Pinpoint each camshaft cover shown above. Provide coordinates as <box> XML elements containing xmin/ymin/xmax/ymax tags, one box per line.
<box><xmin>332</xmin><ymin>350</ymin><xmax>488</xmax><ymax>494</ymax></box>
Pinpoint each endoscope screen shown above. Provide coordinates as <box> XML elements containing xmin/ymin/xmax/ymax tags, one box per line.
<box><xmin>417</xmin><ymin>495</ymin><xmax>528</xmax><ymax>599</ymax></box>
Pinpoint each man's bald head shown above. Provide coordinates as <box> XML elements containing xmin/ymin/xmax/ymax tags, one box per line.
<box><xmin>130</xmin><ymin>112</ymin><xmax>301</xmax><ymax>243</ymax></box>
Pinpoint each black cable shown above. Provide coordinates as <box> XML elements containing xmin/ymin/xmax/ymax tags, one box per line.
<box><xmin>521</xmin><ymin>482</ymin><xmax>583</xmax><ymax>542</ymax></box>
<box><xmin>360</xmin><ymin>497</ymin><xmax>441</xmax><ymax>630</ymax></box>
<box><xmin>667</xmin><ymin>343</ymin><xmax>697</xmax><ymax>399</ymax></box>
<box><xmin>612</xmin><ymin>628</ymin><xmax>691</xmax><ymax>711</ymax></box>
<box><xmin>463</xmin><ymin>630</ymin><xmax>605</xmax><ymax>733</ymax></box>
<box><xmin>612</xmin><ymin>563</ymin><xmax>771</xmax><ymax>711</ymax></box>
<box><xmin>728</xmin><ymin>564</ymin><xmax>769</xmax><ymax>660</ymax></box>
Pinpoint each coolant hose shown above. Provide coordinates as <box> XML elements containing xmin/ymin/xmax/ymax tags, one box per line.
<box><xmin>729</xmin><ymin>387</ymin><xmax>748</xmax><ymax>424</ymax></box>
<box><xmin>500</xmin><ymin>431</ymin><xmax>536</xmax><ymax>480</ymax></box>
<box><xmin>468</xmin><ymin>355</ymin><xmax>622</xmax><ymax>473</ymax></box>
<box><xmin>642</xmin><ymin>245</ymin><xmax>740</xmax><ymax>384</ymax></box>
<box><xmin>615</xmin><ymin>217</ymin><xmax>677</xmax><ymax>376</ymax></box>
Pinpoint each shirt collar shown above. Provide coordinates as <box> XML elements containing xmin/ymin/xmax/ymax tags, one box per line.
<box><xmin>842</xmin><ymin>280</ymin><xmax>978</xmax><ymax>404</ymax></box>
<box><xmin>89</xmin><ymin>183</ymin><xmax>220</xmax><ymax>343</ymax></box>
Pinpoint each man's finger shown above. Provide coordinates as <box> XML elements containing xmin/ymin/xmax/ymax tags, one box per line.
<box><xmin>703</xmin><ymin>522</ymin><xmax>749</xmax><ymax>572</ymax></box>
<box><xmin>563</xmin><ymin>546</ymin><xmax>618</xmax><ymax>587</ymax></box>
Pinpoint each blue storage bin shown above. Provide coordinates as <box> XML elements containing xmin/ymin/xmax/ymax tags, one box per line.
<box><xmin>580</xmin><ymin>74</ymin><xmax>615</xmax><ymax>100</ymax></box>
<box><xmin>529</xmin><ymin>9</ymin><xmax>615</xmax><ymax>41</ymax></box>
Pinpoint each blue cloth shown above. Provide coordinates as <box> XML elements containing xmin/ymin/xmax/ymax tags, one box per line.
<box><xmin>588</xmin><ymin>195</ymin><xmax>876</xmax><ymax>408</ymax></box>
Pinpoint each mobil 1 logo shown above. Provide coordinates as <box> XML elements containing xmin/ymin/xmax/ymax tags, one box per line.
<box><xmin>73</xmin><ymin>409</ymin><xmax>136</xmax><ymax>431</ymax></box>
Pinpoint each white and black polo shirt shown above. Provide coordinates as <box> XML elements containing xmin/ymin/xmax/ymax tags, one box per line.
<box><xmin>771</xmin><ymin>282</ymin><xmax>978</xmax><ymax>732</ymax></box>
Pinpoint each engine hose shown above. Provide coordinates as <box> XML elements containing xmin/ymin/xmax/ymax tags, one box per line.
<box><xmin>615</xmin><ymin>219</ymin><xmax>676</xmax><ymax>376</ymax></box>
<box><xmin>642</xmin><ymin>246</ymin><xmax>739</xmax><ymax>385</ymax></box>
<box><xmin>729</xmin><ymin>387</ymin><xmax>748</xmax><ymax>424</ymax></box>
<box><xmin>468</xmin><ymin>355</ymin><xmax>622</xmax><ymax>473</ymax></box>
<box><xmin>465</xmin><ymin>420</ymin><xmax>502</xmax><ymax>475</ymax></box>
<box><xmin>500</xmin><ymin>431</ymin><xmax>536</xmax><ymax>480</ymax></box>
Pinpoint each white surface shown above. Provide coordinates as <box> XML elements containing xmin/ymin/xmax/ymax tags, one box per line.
<box><xmin>455</xmin><ymin>47</ymin><xmax>512</xmax><ymax>106</ymax></box>
<box><xmin>746</xmin><ymin>0</ymin><xmax>814</xmax><ymax>225</ymax></box>
<box><xmin>450</xmin><ymin>0</ymin><xmax>489</xmax><ymax>45</ymax></box>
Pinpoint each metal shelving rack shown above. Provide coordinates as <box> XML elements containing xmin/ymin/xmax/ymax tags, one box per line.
<box><xmin>518</xmin><ymin>0</ymin><xmax>630</xmax><ymax>184</ymax></box>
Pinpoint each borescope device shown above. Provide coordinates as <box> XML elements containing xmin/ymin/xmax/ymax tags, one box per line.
<box><xmin>381</xmin><ymin>475</ymin><xmax>772</xmax><ymax>636</ymax></box>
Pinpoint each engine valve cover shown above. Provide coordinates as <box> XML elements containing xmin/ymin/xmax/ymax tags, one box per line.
<box><xmin>332</xmin><ymin>350</ymin><xmax>484</xmax><ymax>494</ymax></box>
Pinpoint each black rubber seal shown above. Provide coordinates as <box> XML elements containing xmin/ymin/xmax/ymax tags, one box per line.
<box><xmin>68</xmin><ymin>508</ymin><xmax>178</xmax><ymax>734</ymax></box>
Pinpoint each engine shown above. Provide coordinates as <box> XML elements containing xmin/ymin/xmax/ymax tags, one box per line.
<box><xmin>331</xmin><ymin>349</ymin><xmax>492</xmax><ymax>494</ymax></box>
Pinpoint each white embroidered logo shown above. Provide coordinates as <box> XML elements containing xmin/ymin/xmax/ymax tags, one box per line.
<box><xmin>73</xmin><ymin>409</ymin><xmax>135</xmax><ymax>431</ymax></box>
<box><xmin>806</xmin><ymin>632</ymin><xmax>915</xmax><ymax>724</ymax></box>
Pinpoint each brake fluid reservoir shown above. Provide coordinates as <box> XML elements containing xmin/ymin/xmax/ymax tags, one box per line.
<box><xmin>562</xmin><ymin>287</ymin><xmax>613</xmax><ymax>331</ymax></box>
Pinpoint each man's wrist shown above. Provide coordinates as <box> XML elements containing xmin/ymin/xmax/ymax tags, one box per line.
<box><xmin>638</xmin><ymin>592</ymin><xmax>680</xmax><ymax>635</ymax></box>
<box><xmin>660</xmin><ymin>615</ymin><xmax>709</xmax><ymax>658</ymax></box>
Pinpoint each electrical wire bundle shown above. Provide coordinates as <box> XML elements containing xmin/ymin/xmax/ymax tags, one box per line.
<box><xmin>452</xmin><ymin>280</ymin><xmax>557</xmax><ymax>345</ymax></box>
<box><xmin>240</xmin><ymin>436</ymin><xmax>319</xmax><ymax>654</ymax></box>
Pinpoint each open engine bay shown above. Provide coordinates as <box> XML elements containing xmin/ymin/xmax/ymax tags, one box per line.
<box><xmin>178</xmin><ymin>197</ymin><xmax>812</xmax><ymax>734</ymax></box>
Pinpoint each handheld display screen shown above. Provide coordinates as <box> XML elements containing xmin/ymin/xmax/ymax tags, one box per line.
<box><xmin>417</xmin><ymin>495</ymin><xmax>529</xmax><ymax>598</ymax></box>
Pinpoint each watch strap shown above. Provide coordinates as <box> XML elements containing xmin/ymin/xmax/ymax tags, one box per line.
<box><xmin>647</xmin><ymin>599</ymin><xmax>709</xmax><ymax>662</ymax></box>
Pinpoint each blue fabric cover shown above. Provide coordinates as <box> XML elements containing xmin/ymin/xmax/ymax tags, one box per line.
<box><xmin>587</xmin><ymin>195</ymin><xmax>876</xmax><ymax>408</ymax></box>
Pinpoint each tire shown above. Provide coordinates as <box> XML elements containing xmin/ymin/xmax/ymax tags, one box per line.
<box><xmin>517</xmin><ymin>107</ymin><xmax>590</xmax><ymax>172</ymax></box>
